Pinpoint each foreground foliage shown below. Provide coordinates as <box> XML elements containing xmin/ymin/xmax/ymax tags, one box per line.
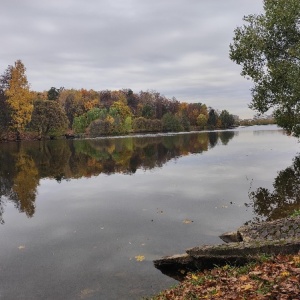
<box><xmin>230</xmin><ymin>0</ymin><xmax>300</xmax><ymax>137</ymax></box>
<box><xmin>148</xmin><ymin>254</ymin><xmax>300</xmax><ymax>299</ymax></box>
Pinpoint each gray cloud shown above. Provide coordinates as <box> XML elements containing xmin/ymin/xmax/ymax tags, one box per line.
<box><xmin>0</xmin><ymin>0</ymin><xmax>264</xmax><ymax>118</ymax></box>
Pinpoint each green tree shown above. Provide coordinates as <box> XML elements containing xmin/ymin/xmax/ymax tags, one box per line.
<box><xmin>5</xmin><ymin>60</ymin><xmax>33</xmax><ymax>138</ymax></box>
<box><xmin>219</xmin><ymin>110</ymin><xmax>235</xmax><ymax>129</ymax></box>
<box><xmin>47</xmin><ymin>87</ymin><xmax>63</xmax><ymax>101</ymax></box>
<box><xmin>162</xmin><ymin>112</ymin><xmax>183</xmax><ymax>132</ymax></box>
<box><xmin>230</xmin><ymin>0</ymin><xmax>300</xmax><ymax>136</ymax></box>
<box><xmin>196</xmin><ymin>114</ymin><xmax>207</xmax><ymax>129</ymax></box>
<box><xmin>207</xmin><ymin>109</ymin><xmax>218</xmax><ymax>129</ymax></box>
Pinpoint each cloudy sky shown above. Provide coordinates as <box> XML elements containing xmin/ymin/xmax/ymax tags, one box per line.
<box><xmin>0</xmin><ymin>0</ymin><xmax>264</xmax><ymax>118</ymax></box>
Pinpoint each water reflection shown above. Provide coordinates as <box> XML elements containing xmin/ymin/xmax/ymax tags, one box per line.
<box><xmin>0</xmin><ymin>131</ymin><xmax>235</xmax><ymax>223</ymax></box>
<box><xmin>248</xmin><ymin>154</ymin><xmax>300</xmax><ymax>223</ymax></box>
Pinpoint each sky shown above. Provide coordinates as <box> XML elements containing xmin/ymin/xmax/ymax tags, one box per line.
<box><xmin>0</xmin><ymin>0</ymin><xmax>264</xmax><ymax>119</ymax></box>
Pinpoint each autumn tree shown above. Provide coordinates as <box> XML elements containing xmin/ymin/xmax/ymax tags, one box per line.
<box><xmin>4</xmin><ymin>60</ymin><xmax>33</xmax><ymax>138</ymax></box>
<box><xmin>12</xmin><ymin>151</ymin><xmax>39</xmax><ymax>217</ymax></box>
<box><xmin>29</xmin><ymin>100</ymin><xmax>69</xmax><ymax>138</ymax></box>
<box><xmin>230</xmin><ymin>0</ymin><xmax>300</xmax><ymax>136</ymax></box>
<box><xmin>196</xmin><ymin>114</ymin><xmax>207</xmax><ymax>129</ymax></box>
<box><xmin>80</xmin><ymin>89</ymin><xmax>99</xmax><ymax>111</ymax></box>
<box><xmin>59</xmin><ymin>89</ymin><xmax>85</xmax><ymax>128</ymax></box>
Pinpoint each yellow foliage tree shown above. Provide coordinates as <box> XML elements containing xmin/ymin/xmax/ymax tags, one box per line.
<box><xmin>5</xmin><ymin>60</ymin><xmax>33</xmax><ymax>137</ymax></box>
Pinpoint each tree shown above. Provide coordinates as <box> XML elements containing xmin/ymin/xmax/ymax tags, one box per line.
<box><xmin>61</xmin><ymin>89</ymin><xmax>85</xmax><ymax>128</ymax></box>
<box><xmin>207</xmin><ymin>109</ymin><xmax>218</xmax><ymax>129</ymax></box>
<box><xmin>162</xmin><ymin>112</ymin><xmax>183</xmax><ymax>132</ymax></box>
<box><xmin>196</xmin><ymin>114</ymin><xmax>207</xmax><ymax>129</ymax></box>
<box><xmin>0</xmin><ymin>65</ymin><xmax>12</xmax><ymax>132</ymax></box>
<box><xmin>219</xmin><ymin>110</ymin><xmax>235</xmax><ymax>128</ymax></box>
<box><xmin>230</xmin><ymin>0</ymin><xmax>300</xmax><ymax>136</ymax></box>
<box><xmin>29</xmin><ymin>100</ymin><xmax>69</xmax><ymax>138</ymax></box>
<box><xmin>47</xmin><ymin>87</ymin><xmax>63</xmax><ymax>101</ymax></box>
<box><xmin>4</xmin><ymin>60</ymin><xmax>33</xmax><ymax>137</ymax></box>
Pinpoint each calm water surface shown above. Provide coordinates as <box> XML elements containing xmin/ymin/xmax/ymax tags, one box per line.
<box><xmin>0</xmin><ymin>125</ymin><xmax>299</xmax><ymax>299</ymax></box>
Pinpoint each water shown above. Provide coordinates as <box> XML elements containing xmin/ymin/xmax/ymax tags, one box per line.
<box><xmin>0</xmin><ymin>125</ymin><xmax>298</xmax><ymax>299</ymax></box>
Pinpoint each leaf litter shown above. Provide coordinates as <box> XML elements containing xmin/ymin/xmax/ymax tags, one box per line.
<box><xmin>147</xmin><ymin>253</ymin><xmax>300</xmax><ymax>299</ymax></box>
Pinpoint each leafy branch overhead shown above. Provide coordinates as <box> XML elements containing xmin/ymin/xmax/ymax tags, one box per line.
<box><xmin>230</xmin><ymin>0</ymin><xmax>300</xmax><ymax>137</ymax></box>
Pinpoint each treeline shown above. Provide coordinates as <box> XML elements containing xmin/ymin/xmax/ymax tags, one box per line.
<box><xmin>239</xmin><ymin>118</ymin><xmax>276</xmax><ymax>126</ymax></box>
<box><xmin>0</xmin><ymin>60</ymin><xmax>236</xmax><ymax>140</ymax></box>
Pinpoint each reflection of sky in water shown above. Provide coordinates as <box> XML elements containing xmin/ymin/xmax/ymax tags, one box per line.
<box><xmin>0</xmin><ymin>125</ymin><xmax>299</xmax><ymax>299</ymax></box>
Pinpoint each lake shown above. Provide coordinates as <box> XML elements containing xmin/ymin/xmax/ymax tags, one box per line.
<box><xmin>0</xmin><ymin>125</ymin><xmax>299</xmax><ymax>299</ymax></box>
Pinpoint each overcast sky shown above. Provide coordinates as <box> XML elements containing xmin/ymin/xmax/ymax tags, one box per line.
<box><xmin>0</xmin><ymin>0</ymin><xmax>264</xmax><ymax>118</ymax></box>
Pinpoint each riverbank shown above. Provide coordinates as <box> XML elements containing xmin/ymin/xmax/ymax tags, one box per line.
<box><xmin>150</xmin><ymin>215</ymin><xmax>300</xmax><ymax>298</ymax></box>
<box><xmin>146</xmin><ymin>252</ymin><xmax>300</xmax><ymax>299</ymax></box>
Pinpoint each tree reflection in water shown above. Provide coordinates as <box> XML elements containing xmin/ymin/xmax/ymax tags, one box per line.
<box><xmin>248</xmin><ymin>154</ymin><xmax>300</xmax><ymax>223</ymax></box>
<box><xmin>0</xmin><ymin>131</ymin><xmax>236</xmax><ymax>223</ymax></box>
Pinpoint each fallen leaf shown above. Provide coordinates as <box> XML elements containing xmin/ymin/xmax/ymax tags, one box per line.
<box><xmin>135</xmin><ymin>255</ymin><xmax>145</xmax><ymax>262</ymax></box>
<box><xmin>191</xmin><ymin>274</ymin><xmax>199</xmax><ymax>280</ymax></box>
<box><xmin>239</xmin><ymin>275</ymin><xmax>248</xmax><ymax>281</ymax></box>
<box><xmin>241</xmin><ymin>284</ymin><xmax>253</xmax><ymax>290</ymax></box>
<box><xmin>183</xmin><ymin>219</ymin><xmax>193</xmax><ymax>224</ymax></box>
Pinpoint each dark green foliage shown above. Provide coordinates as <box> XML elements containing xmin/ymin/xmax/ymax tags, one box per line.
<box><xmin>179</xmin><ymin>114</ymin><xmax>190</xmax><ymax>131</ymax></box>
<box><xmin>47</xmin><ymin>87</ymin><xmax>62</xmax><ymax>101</ymax></box>
<box><xmin>230</xmin><ymin>0</ymin><xmax>300</xmax><ymax>136</ymax></box>
<box><xmin>219</xmin><ymin>110</ymin><xmax>235</xmax><ymax>128</ymax></box>
<box><xmin>0</xmin><ymin>65</ymin><xmax>12</xmax><ymax>132</ymax></box>
<box><xmin>162</xmin><ymin>113</ymin><xmax>183</xmax><ymax>132</ymax></box>
<box><xmin>207</xmin><ymin>109</ymin><xmax>218</xmax><ymax>129</ymax></box>
<box><xmin>142</xmin><ymin>103</ymin><xmax>155</xmax><ymax>119</ymax></box>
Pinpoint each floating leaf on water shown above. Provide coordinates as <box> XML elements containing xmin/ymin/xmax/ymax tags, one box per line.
<box><xmin>18</xmin><ymin>245</ymin><xmax>25</xmax><ymax>250</ymax></box>
<box><xmin>183</xmin><ymin>219</ymin><xmax>193</xmax><ymax>224</ymax></box>
<box><xmin>135</xmin><ymin>255</ymin><xmax>145</xmax><ymax>262</ymax></box>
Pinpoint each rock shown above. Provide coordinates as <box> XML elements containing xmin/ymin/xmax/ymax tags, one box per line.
<box><xmin>153</xmin><ymin>254</ymin><xmax>197</xmax><ymax>281</ymax></box>
<box><xmin>153</xmin><ymin>216</ymin><xmax>300</xmax><ymax>280</ymax></box>
<box><xmin>219</xmin><ymin>231</ymin><xmax>242</xmax><ymax>243</ymax></box>
<box><xmin>186</xmin><ymin>238</ymin><xmax>300</xmax><ymax>258</ymax></box>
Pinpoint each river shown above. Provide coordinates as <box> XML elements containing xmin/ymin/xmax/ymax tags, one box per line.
<box><xmin>0</xmin><ymin>125</ymin><xmax>299</xmax><ymax>299</ymax></box>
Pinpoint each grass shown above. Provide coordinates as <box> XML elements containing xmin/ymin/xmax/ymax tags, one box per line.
<box><xmin>145</xmin><ymin>253</ymin><xmax>300</xmax><ymax>299</ymax></box>
<box><xmin>291</xmin><ymin>209</ymin><xmax>300</xmax><ymax>218</ymax></box>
